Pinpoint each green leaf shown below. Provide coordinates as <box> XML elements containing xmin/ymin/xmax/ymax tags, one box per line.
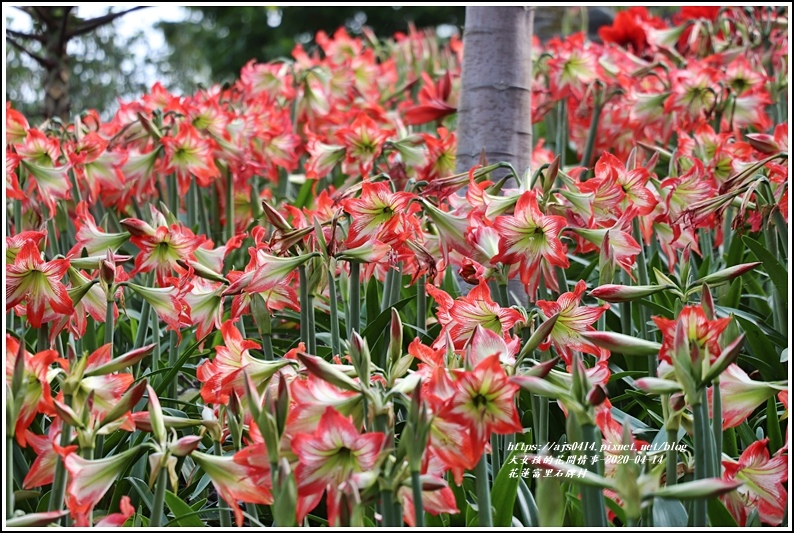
<box><xmin>653</xmin><ymin>498</ymin><xmax>688</xmax><ymax>527</ymax></box>
<box><xmin>707</xmin><ymin>493</ymin><xmax>738</xmax><ymax>526</ymax></box>
<box><xmin>190</xmin><ymin>474</ymin><xmax>211</xmax><ymax>500</ymax></box>
<box><xmin>491</xmin><ymin>449</ymin><xmax>521</xmax><ymax>526</ymax></box>
<box><xmin>164</xmin><ymin>490</ymin><xmax>206</xmax><ymax>527</ymax></box>
<box><xmin>125</xmin><ymin>476</ymin><xmax>154</xmax><ymax>513</ymax></box>
<box><xmin>517</xmin><ymin>478</ymin><xmax>539</xmax><ymax>527</ymax></box>
<box><xmin>536</xmin><ymin>476</ymin><xmax>565</xmax><ymax>527</ymax></box>
<box><xmin>604</xmin><ymin>496</ymin><xmax>626</xmax><ymax>526</ymax></box>
<box><xmin>734</xmin><ymin>316</ymin><xmax>786</xmax><ymax>380</ymax></box>
<box><xmin>361</xmin><ymin>295</ymin><xmax>415</xmax><ymax>348</ymax></box>
<box><xmin>153</xmin><ymin>333</ymin><xmax>211</xmax><ymax>396</ymax></box>
<box><xmin>365</xmin><ymin>275</ymin><xmax>380</xmax><ymax>329</ymax></box>
<box><xmin>742</xmin><ymin>236</ymin><xmax>788</xmax><ymax>306</ymax></box>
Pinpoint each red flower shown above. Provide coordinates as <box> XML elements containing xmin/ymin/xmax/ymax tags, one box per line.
<box><xmin>291</xmin><ymin>407</ymin><xmax>385</xmax><ymax>522</ymax></box>
<box><xmin>652</xmin><ymin>306</ymin><xmax>731</xmax><ymax>365</ymax></box>
<box><xmin>721</xmin><ymin>439</ymin><xmax>788</xmax><ymax>526</ymax></box>
<box><xmin>341</xmin><ymin>180</ymin><xmax>419</xmax><ymax>248</ymax></box>
<box><xmin>403</xmin><ymin>72</ymin><xmax>457</xmax><ymax>126</ymax></box>
<box><xmin>442</xmin><ymin>355</ymin><xmax>522</xmax><ymax>457</ymax></box>
<box><xmin>159</xmin><ymin>123</ymin><xmax>220</xmax><ymax>195</ymax></box>
<box><xmin>493</xmin><ymin>190</ymin><xmax>569</xmax><ymax>295</ymax></box>
<box><xmin>6</xmin><ymin>240</ymin><xmax>73</xmax><ymax>328</ymax></box>
<box><xmin>537</xmin><ymin>280</ymin><xmax>609</xmax><ymax>365</ymax></box>
<box><xmin>434</xmin><ymin>280</ymin><xmax>524</xmax><ymax>349</ymax></box>
<box><xmin>598</xmin><ymin>7</ymin><xmax>665</xmax><ymax>55</ymax></box>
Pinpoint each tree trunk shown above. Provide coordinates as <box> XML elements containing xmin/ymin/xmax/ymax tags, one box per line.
<box><xmin>455</xmin><ymin>7</ymin><xmax>533</xmax><ymax>178</ymax></box>
<box><xmin>44</xmin><ymin>37</ymin><xmax>71</xmax><ymax>121</ymax></box>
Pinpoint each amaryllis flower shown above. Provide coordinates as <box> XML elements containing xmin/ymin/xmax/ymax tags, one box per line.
<box><xmin>196</xmin><ymin>321</ymin><xmax>290</xmax><ymax>404</ymax></box>
<box><xmin>431</xmin><ymin>280</ymin><xmax>525</xmax><ymax>349</ymax></box>
<box><xmin>465</xmin><ymin>325</ymin><xmax>519</xmax><ymax>367</ymax></box>
<box><xmin>6</xmin><ymin>230</ymin><xmax>46</xmax><ymax>262</ymax></box>
<box><xmin>124</xmin><ymin>219</ymin><xmax>205</xmax><ymax>286</ymax></box>
<box><xmin>597</xmin><ymin>7</ymin><xmax>665</xmax><ymax>55</ymax></box>
<box><xmin>721</xmin><ymin>439</ymin><xmax>788</xmax><ymax>526</ymax></box>
<box><xmin>6</xmin><ymin>334</ymin><xmax>57</xmax><ymax>446</ymax></box>
<box><xmin>94</xmin><ymin>496</ymin><xmax>135</xmax><ymax>527</ymax></box>
<box><xmin>397</xmin><ymin>456</ymin><xmax>459</xmax><ymax>526</ymax></box>
<box><xmin>660</xmin><ymin>159</ymin><xmax>715</xmax><ymax>224</ymax></box>
<box><xmin>60</xmin><ymin>445</ymin><xmax>142</xmax><ymax>527</ymax></box>
<box><xmin>6</xmin><ymin>240</ymin><xmax>74</xmax><ymax>328</ymax></box>
<box><xmin>403</xmin><ymin>71</ymin><xmax>457</xmax><ymax>126</ymax></box>
<box><xmin>68</xmin><ymin>202</ymin><xmax>130</xmax><ymax>256</ymax></box>
<box><xmin>442</xmin><ymin>355</ymin><xmax>522</xmax><ymax>457</ymax></box>
<box><xmin>287</xmin><ymin>373</ymin><xmax>363</xmax><ymax>436</ymax></box>
<box><xmin>537</xmin><ymin>280</ymin><xmax>609</xmax><ymax>365</ymax></box>
<box><xmin>191</xmin><ymin>448</ymin><xmax>273</xmax><ymax>527</ymax></box>
<box><xmin>291</xmin><ymin>407</ymin><xmax>385</xmax><ymax>520</ymax></box>
<box><xmin>341</xmin><ymin>181</ymin><xmax>420</xmax><ymax>247</ymax></box>
<box><xmin>337</xmin><ymin>112</ymin><xmax>391</xmax><ymax>177</ymax></box>
<box><xmin>652</xmin><ymin>306</ymin><xmax>731</xmax><ymax>365</ymax></box>
<box><xmin>493</xmin><ymin>190</ymin><xmax>569</xmax><ymax>294</ymax></box>
<box><xmin>183</xmin><ymin>278</ymin><xmax>224</xmax><ymax>340</ymax></box>
<box><xmin>159</xmin><ymin>123</ymin><xmax>220</xmax><ymax>194</ymax></box>
<box><xmin>127</xmin><ymin>281</ymin><xmax>191</xmax><ymax>337</ymax></box>
<box><xmin>22</xmin><ymin>421</ymin><xmax>65</xmax><ymax>489</ymax></box>
<box><xmin>708</xmin><ymin>364</ymin><xmax>785</xmax><ymax>429</ymax></box>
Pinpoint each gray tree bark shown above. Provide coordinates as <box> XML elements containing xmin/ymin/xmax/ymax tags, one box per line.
<box><xmin>455</xmin><ymin>7</ymin><xmax>534</xmax><ymax>178</ymax></box>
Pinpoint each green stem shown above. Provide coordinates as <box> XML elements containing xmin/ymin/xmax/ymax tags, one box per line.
<box><xmin>150</xmin><ymin>468</ymin><xmax>167</xmax><ymax>527</ymax></box>
<box><xmin>380</xmin><ymin>490</ymin><xmax>396</xmax><ymax>527</ymax></box>
<box><xmin>6</xmin><ymin>437</ymin><xmax>14</xmax><ymax>518</ymax></box>
<box><xmin>151</xmin><ymin>308</ymin><xmax>162</xmax><ymax>373</ymax></box>
<box><xmin>37</xmin><ymin>322</ymin><xmax>49</xmax><ymax>351</ymax></box>
<box><xmin>186</xmin><ymin>179</ymin><xmax>196</xmax><ymax>228</ymax></box>
<box><xmin>328</xmin><ymin>264</ymin><xmax>341</xmax><ymax>358</ymax></box>
<box><xmin>490</xmin><ymin>433</ymin><xmax>501</xmax><ymax>476</ymax></box>
<box><xmin>348</xmin><ymin>262</ymin><xmax>361</xmax><ymax>337</ymax></box>
<box><xmin>536</xmin><ymin>282</ymin><xmax>550</xmax><ymax>446</ymax></box>
<box><xmin>85</xmin><ymin>317</ymin><xmax>97</xmax><ymax>354</ymax></box>
<box><xmin>213</xmin><ymin>441</ymin><xmax>232</xmax><ymax>527</ymax></box>
<box><xmin>410</xmin><ymin>470</ymin><xmax>424</xmax><ymax>527</ymax></box>
<box><xmin>580</xmin><ymin>423</ymin><xmax>608</xmax><ymax>527</ymax></box>
<box><xmin>211</xmin><ymin>181</ymin><xmax>221</xmax><ymax>238</ymax></box>
<box><xmin>250</xmin><ymin>175</ymin><xmax>261</xmax><ymax>220</ymax></box>
<box><xmin>666</xmin><ymin>427</ymin><xmax>678</xmax><ymax>486</ymax></box>
<box><xmin>712</xmin><ymin>380</ymin><xmax>723</xmax><ymax>474</ymax></box>
<box><xmin>168</xmin><ymin>173</ymin><xmax>178</xmax><ymax>217</ymax></box>
<box><xmin>47</xmin><ymin>217</ymin><xmax>59</xmax><ymax>258</ymax></box>
<box><xmin>307</xmin><ymin>294</ymin><xmax>317</xmax><ymax>356</ymax></box>
<box><xmin>104</xmin><ymin>297</ymin><xmax>115</xmax><ymax>348</ymax></box>
<box><xmin>580</xmin><ymin>97</ymin><xmax>602</xmax><ymax>170</ymax></box>
<box><xmin>197</xmin><ymin>179</ymin><xmax>211</xmax><ymax>238</ymax></box>
<box><xmin>134</xmin><ymin>286</ymin><xmax>151</xmax><ymax>350</ymax></box>
<box><xmin>382</xmin><ymin>265</ymin><xmax>396</xmax><ymax>312</ymax></box>
<box><xmin>168</xmin><ymin>331</ymin><xmax>178</xmax><ymax>402</ymax></box>
<box><xmin>14</xmin><ymin>199</ymin><xmax>23</xmax><ymax>234</ymax></box>
<box><xmin>48</xmin><ymin>395</ymin><xmax>72</xmax><ymax>522</ymax></box>
<box><xmin>261</xmin><ymin>308</ymin><xmax>274</xmax><ymax>361</ymax></box>
<box><xmin>416</xmin><ymin>274</ymin><xmax>426</xmax><ymax>334</ymax></box>
<box><xmin>772</xmin><ymin>209</ymin><xmax>788</xmax><ymax>259</ymax></box>
<box><xmin>474</xmin><ymin>452</ymin><xmax>493</xmax><ymax>526</ymax></box>
<box><xmin>692</xmin><ymin>397</ymin><xmax>711</xmax><ymax>526</ymax></box>
<box><xmin>723</xmin><ymin>426</ymin><xmax>738</xmax><ymax>457</ymax></box>
<box><xmin>299</xmin><ymin>266</ymin><xmax>309</xmax><ymax>349</ymax></box>
<box><xmin>389</xmin><ymin>262</ymin><xmax>402</xmax><ymax>307</ymax></box>
<box><xmin>225</xmin><ymin>170</ymin><xmax>234</xmax><ymax>242</ymax></box>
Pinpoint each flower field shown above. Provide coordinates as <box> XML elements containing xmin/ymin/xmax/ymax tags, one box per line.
<box><xmin>4</xmin><ymin>6</ymin><xmax>789</xmax><ymax>528</ymax></box>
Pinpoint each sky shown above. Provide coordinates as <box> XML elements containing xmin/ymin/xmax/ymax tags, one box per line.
<box><xmin>6</xmin><ymin>5</ymin><xmax>188</xmax><ymax>87</ymax></box>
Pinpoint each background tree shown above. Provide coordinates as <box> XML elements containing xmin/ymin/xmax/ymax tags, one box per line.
<box><xmin>5</xmin><ymin>6</ymin><xmax>148</xmax><ymax>120</ymax></box>
<box><xmin>158</xmin><ymin>6</ymin><xmax>466</xmax><ymax>85</ymax></box>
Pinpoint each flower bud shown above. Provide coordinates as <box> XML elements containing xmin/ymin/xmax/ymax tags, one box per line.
<box><xmin>589</xmin><ymin>284</ymin><xmax>669</xmax><ymax>303</ymax></box>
